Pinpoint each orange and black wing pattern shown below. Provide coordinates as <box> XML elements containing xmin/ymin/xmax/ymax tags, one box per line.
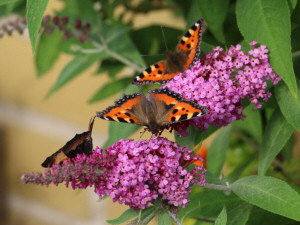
<box><xmin>132</xmin><ymin>62</ymin><xmax>178</xmax><ymax>86</ymax></box>
<box><xmin>149</xmin><ymin>88</ymin><xmax>208</xmax><ymax>126</ymax></box>
<box><xmin>41</xmin><ymin>117</ymin><xmax>95</xmax><ymax>168</ymax></box>
<box><xmin>96</xmin><ymin>93</ymin><xmax>146</xmax><ymax>125</ymax></box>
<box><xmin>132</xmin><ymin>19</ymin><xmax>206</xmax><ymax>86</ymax></box>
<box><xmin>177</xmin><ymin>18</ymin><xmax>206</xmax><ymax>70</ymax></box>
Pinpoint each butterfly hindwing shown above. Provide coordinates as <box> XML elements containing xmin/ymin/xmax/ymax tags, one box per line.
<box><xmin>149</xmin><ymin>88</ymin><xmax>208</xmax><ymax>126</ymax></box>
<box><xmin>96</xmin><ymin>93</ymin><xmax>147</xmax><ymax>125</ymax></box>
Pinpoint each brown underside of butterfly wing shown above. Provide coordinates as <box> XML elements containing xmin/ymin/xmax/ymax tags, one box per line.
<box><xmin>97</xmin><ymin>94</ymin><xmax>149</xmax><ymax>126</ymax></box>
<box><xmin>41</xmin><ymin>117</ymin><xmax>96</xmax><ymax>168</ymax></box>
<box><xmin>41</xmin><ymin>131</ymin><xmax>92</xmax><ymax>168</ymax></box>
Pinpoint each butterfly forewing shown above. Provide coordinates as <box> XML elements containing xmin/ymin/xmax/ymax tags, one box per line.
<box><xmin>97</xmin><ymin>93</ymin><xmax>148</xmax><ymax>126</ymax></box>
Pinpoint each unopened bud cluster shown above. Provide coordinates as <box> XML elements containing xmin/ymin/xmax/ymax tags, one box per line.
<box><xmin>0</xmin><ymin>15</ymin><xmax>91</xmax><ymax>43</ymax></box>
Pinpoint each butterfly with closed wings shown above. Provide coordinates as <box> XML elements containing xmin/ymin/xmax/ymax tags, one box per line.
<box><xmin>97</xmin><ymin>88</ymin><xmax>209</xmax><ymax>134</ymax></box>
<box><xmin>41</xmin><ymin>116</ymin><xmax>95</xmax><ymax>168</ymax></box>
<box><xmin>132</xmin><ymin>18</ymin><xmax>206</xmax><ymax>86</ymax></box>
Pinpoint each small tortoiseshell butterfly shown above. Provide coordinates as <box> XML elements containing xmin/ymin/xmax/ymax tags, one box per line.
<box><xmin>97</xmin><ymin>88</ymin><xmax>208</xmax><ymax>133</ymax></box>
<box><xmin>132</xmin><ymin>18</ymin><xmax>206</xmax><ymax>86</ymax></box>
<box><xmin>41</xmin><ymin>117</ymin><xmax>95</xmax><ymax>168</ymax></box>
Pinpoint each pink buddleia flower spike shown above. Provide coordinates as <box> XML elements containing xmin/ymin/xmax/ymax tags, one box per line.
<box><xmin>21</xmin><ymin>136</ymin><xmax>206</xmax><ymax>210</ymax></box>
<box><xmin>163</xmin><ymin>42</ymin><xmax>281</xmax><ymax>136</ymax></box>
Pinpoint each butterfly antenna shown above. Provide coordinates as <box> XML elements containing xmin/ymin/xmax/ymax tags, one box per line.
<box><xmin>141</xmin><ymin>53</ymin><xmax>165</xmax><ymax>57</ymax></box>
<box><xmin>89</xmin><ymin>116</ymin><xmax>96</xmax><ymax>133</ymax></box>
<box><xmin>139</xmin><ymin>129</ymin><xmax>147</xmax><ymax>140</ymax></box>
<box><xmin>160</xmin><ymin>25</ymin><xmax>169</xmax><ymax>52</ymax></box>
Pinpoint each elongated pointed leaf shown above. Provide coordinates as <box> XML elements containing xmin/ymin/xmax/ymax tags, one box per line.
<box><xmin>47</xmin><ymin>53</ymin><xmax>107</xmax><ymax>97</ymax></box>
<box><xmin>227</xmin><ymin>202</ymin><xmax>252</xmax><ymax>225</ymax></box>
<box><xmin>207</xmin><ymin>125</ymin><xmax>232</xmax><ymax>176</ymax></box>
<box><xmin>231</xmin><ymin>176</ymin><xmax>300</xmax><ymax>221</ymax></box>
<box><xmin>106</xmin><ymin>209</ymin><xmax>138</xmax><ymax>224</ymax></box>
<box><xmin>0</xmin><ymin>0</ymin><xmax>19</xmax><ymax>5</ymax></box>
<box><xmin>26</xmin><ymin>0</ymin><xmax>49</xmax><ymax>53</ymax></box>
<box><xmin>275</xmin><ymin>79</ymin><xmax>300</xmax><ymax>131</ymax></box>
<box><xmin>89</xmin><ymin>77</ymin><xmax>132</xmax><ymax>103</ymax></box>
<box><xmin>258</xmin><ymin>107</ymin><xmax>294</xmax><ymax>175</ymax></box>
<box><xmin>36</xmin><ymin>31</ymin><xmax>62</xmax><ymax>76</ymax></box>
<box><xmin>236</xmin><ymin>0</ymin><xmax>297</xmax><ymax>96</ymax></box>
<box><xmin>157</xmin><ymin>210</ymin><xmax>172</xmax><ymax>225</ymax></box>
<box><xmin>198</xmin><ymin>0</ymin><xmax>230</xmax><ymax>43</ymax></box>
<box><xmin>215</xmin><ymin>206</ymin><xmax>227</xmax><ymax>225</ymax></box>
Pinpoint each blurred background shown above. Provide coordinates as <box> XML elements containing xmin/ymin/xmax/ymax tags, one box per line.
<box><xmin>1</xmin><ymin>0</ymin><xmax>300</xmax><ymax>225</ymax></box>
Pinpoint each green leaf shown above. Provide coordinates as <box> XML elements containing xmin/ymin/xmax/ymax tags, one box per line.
<box><xmin>106</xmin><ymin>209</ymin><xmax>138</xmax><ymax>224</ymax></box>
<box><xmin>0</xmin><ymin>0</ymin><xmax>19</xmax><ymax>6</ymax></box>
<box><xmin>157</xmin><ymin>210</ymin><xmax>172</xmax><ymax>225</ymax></box>
<box><xmin>236</xmin><ymin>0</ymin><xmax>297</xmax><ymax>96</ymax></box>
<box><xmin>288</xmin><ymin>0</ymin><xmax>298</xmax><ymax>13</ymax></box>
<box><xmin>47</xmin><ymin>53</ymin><xmax>107</xmax><ymax>97</ymax></box>
<box><xmin>207</xmin><ymin>125</ymin><xmax>232</xmax><ymax>176</ymax></box>
<box><xmin>281</xmin><ymin>134</ymin><xmax>294</xmax><ymax>162</ymax></box>
<box><xmin>137</xmin><ymin>206</ymin><xmax>159</xmax><ymax>225</ymax></box>
<box><xmin>248</xmin><ymin>206</ymin><xmax>298</xmax><ymax>225</ymax></box>
<box><xmin>178</xmin><ymin>190</ymin><xmax>242</xmax><ymax>220</ymax></box>
<box><xmin>275</xmin><ymin>79</ymin><xmax>300</xmax><ymax>131</ymax></box>
<box><xmin>174</xmin><ymin>126</ymin><xmax>196</xmax><ymax>150</ymax></box>
<box><xmin>26</xmin><ymin>0</ymin><xmax>49</xmax><ymax>53</ymax></box>
<box><xmin>227</xmin><ymin>202</ymin><xmax>252</xmax><ymax>225</ymax></box>
<box><xmin>198</xmin><ymin>0</ymin><xmax>230</xmax><ymax>44</ymax></box>
<box><xmin>96</xmin><ymin>60</ymin><xmax>124</xmax><ymax>78</ymax></box>
<box><xmin>194</xmin><ymin>125</ymin><xmax>219</xmax><ymax>145</ymax></box>
<box><xmin>231</xmin><ymin>176</ymin><xmax>300</xmax><ymax>221</ymax></box>
<box><xmin>89</xmin><ymin>77</ymin><xmax>132</xmax><ymax>103</ymax></box>
<box><xmin>36</xmin><ymin>31</ymin><xmax>62</xmax><ymax>76</ymax></box>
<box><xmin>214</xmin><ymin>206</ymin><xmax>227</xmax><ymax>225</ymax></box>
<box><xmin>226</xmin><ymin>153</ymin><xmax>257</xmax><ymax>183</ymax></box>
<box><xmin>233</xmin><ymin>105</ymin><xmax>262</xmax><ymax>144</ymax></box>
<box><xmin>258</xmin><ymin>107</ymin><xmax>294</xmax><ymax>176</ymax></box>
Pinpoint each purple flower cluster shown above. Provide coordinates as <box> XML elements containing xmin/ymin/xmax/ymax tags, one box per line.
<box><xmin>164</xmin><ymin>42</ymin><xmax>281</xmax><ymax>135</ymax></box>
<box><xmin>21</xmin><ymin>137</ymin><xmax>205</xmax><ymax>209</ymax></box>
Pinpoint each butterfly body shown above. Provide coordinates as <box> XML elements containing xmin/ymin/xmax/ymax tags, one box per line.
<box><xmin>97</xmin><ymin>88</ymin><xmax>208</xmax><ymax>133</ymax></box>
<box><xmin>41</xmin><ymin>117</ymin><xmax>95</xmax><ymax>168</ymax></box>
<box><xmin>133</xmin><ymin>19</ymin><xmax>206</xmax><ymax>86</ymax></box>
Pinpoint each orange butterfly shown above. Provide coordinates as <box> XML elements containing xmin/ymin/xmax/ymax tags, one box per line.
<box><xmin>132</xmin><ymin>18</ymin><xmax>206</xmax><ymax>86</ymax></box>
<box><xmin>97</xmin><ymin>88</ymin><xmax>208</xmax><ymax>134</ymax></box>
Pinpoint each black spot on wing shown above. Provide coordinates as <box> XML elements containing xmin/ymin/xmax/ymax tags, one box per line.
<box><xmin>146</xmin><ymin>67</ymin><xmax>152</xmax><ymax>73</ymax></box>
<box><xmin>185</xmin><ymin>31</ymin><xmax>191</xmax><ymax>37</ymax></box>
<box><xmin>179</xmin><ymin>114</ymin><xmax>188</xmax><ymax>121</ymax></box>
<box><xmin>193</xmin><ymin>112</ymin><xmax>199</xmax><ymax>117</ymax></box>
<box><xmin>125</xmin><ymin>112</ymin><xmax>131</xmax><ymax>117</ymax></box>
<box><xmin>180</xmin><ymin>40</ymin><xmax>185</xmax><ymax>45</ymax></box>
<box><xmin>172</xmin><ymin>109</ymin><xmax>178</xmax><ymax>114</ymax></box>
<box><xmin>171</xmin><ymin>117</ymin><xmax>176</xmax><ymax>122</ymax></box>
<box><xmin>117</xmin><ymin>117</ymin><xmax>127</xmax><ymax>123</ymax></box>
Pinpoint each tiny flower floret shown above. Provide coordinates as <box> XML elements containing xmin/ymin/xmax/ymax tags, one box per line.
<box><xmin>21</xmin><ymin>137</ymin><xmax>206</xmax><ymax>210</ymax></box>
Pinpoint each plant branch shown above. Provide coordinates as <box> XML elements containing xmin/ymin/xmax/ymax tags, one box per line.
<box><xmin>292</xmin><ymin>50</ymin><xmax>300</xmax><ymax>58</ymax></box>
<box><xmin>194</xmin><ymin>182</ymin><xmax>231</xmax><ymax>192</ymax></box>
<box><xmin>165</xmin><ymin>208</ymin><xmax>182</xmax><ymax>225</ymax></box>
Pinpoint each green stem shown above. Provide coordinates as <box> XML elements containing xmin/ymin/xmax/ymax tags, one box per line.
<box><xmin>165</xmin><ymin>208</ymin><xmax>182</xmax><ymax>225</ymax></box>
<box><xmin>193</xmin><ymin>183</ymin><xmax>231</xmax><ymax>192</ymax></box>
